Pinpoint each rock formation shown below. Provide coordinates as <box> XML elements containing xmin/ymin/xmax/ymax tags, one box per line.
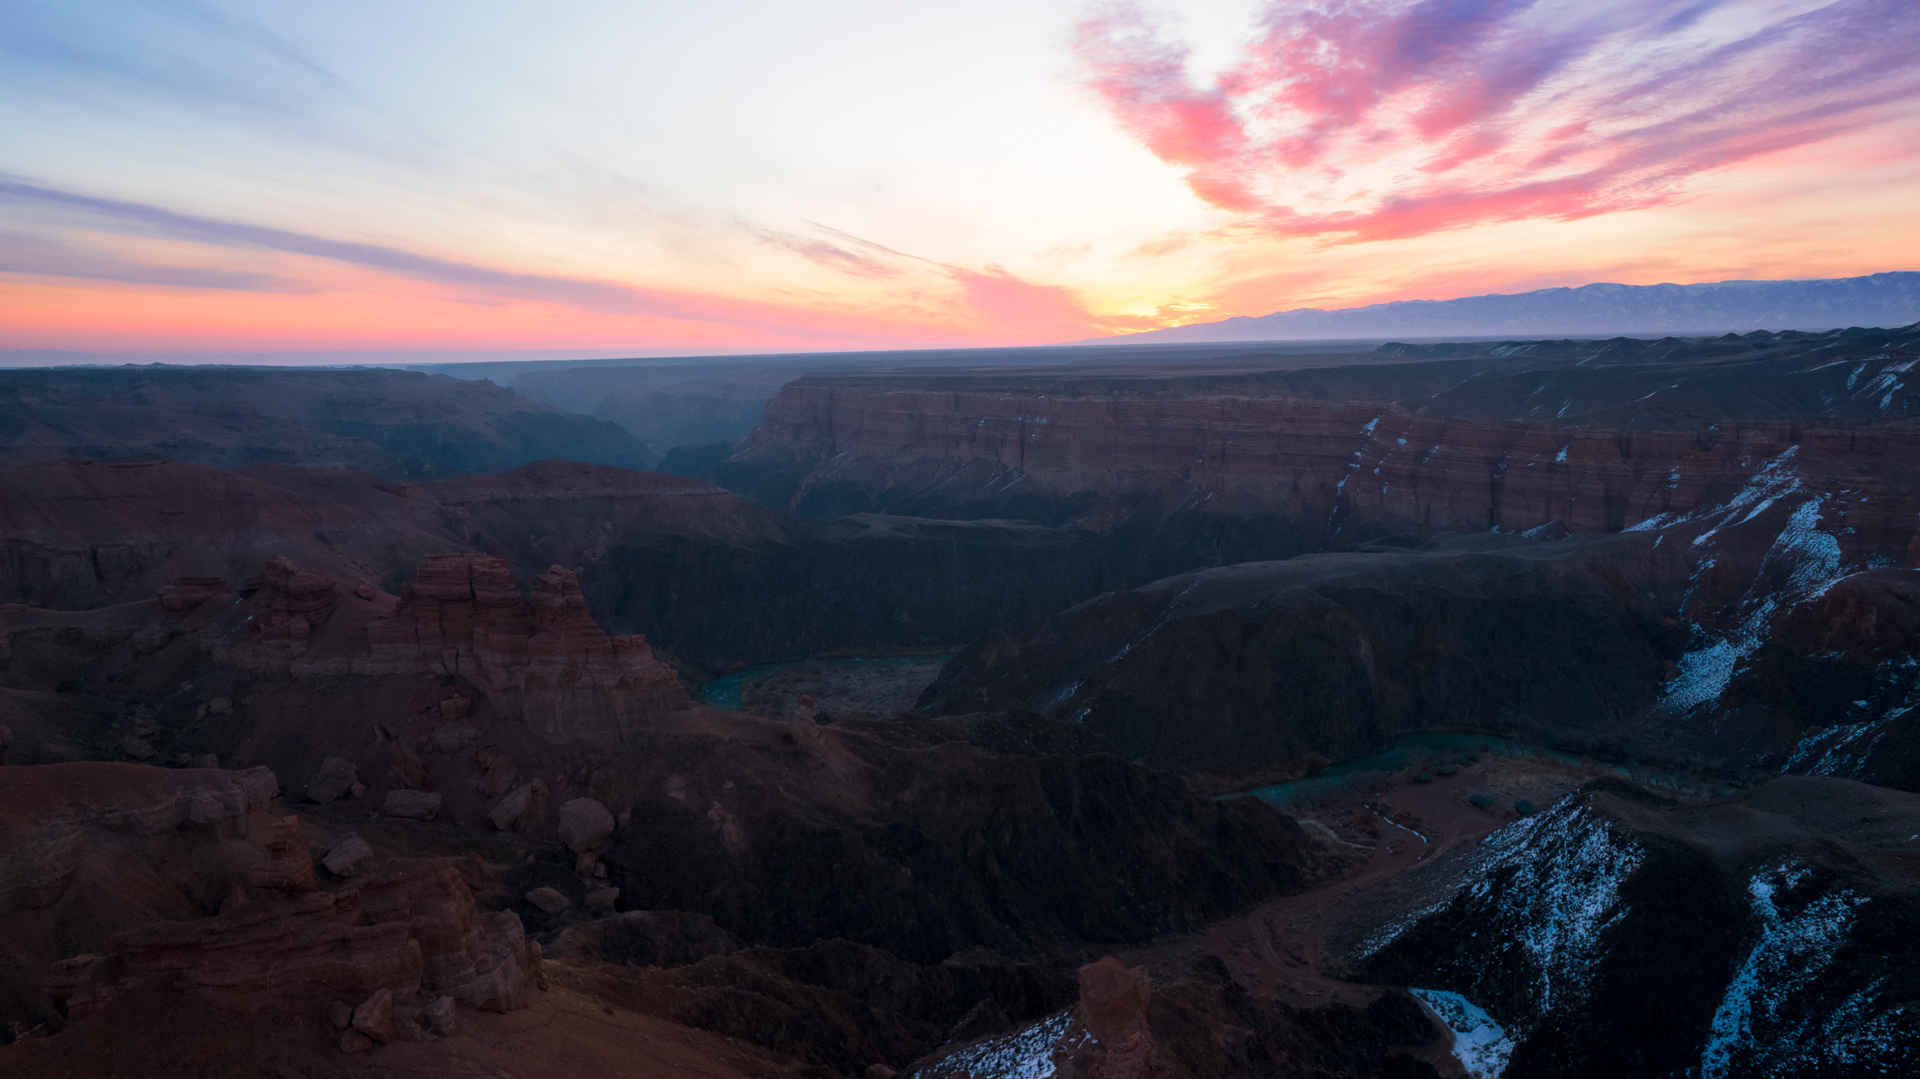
<box><xmin>0</xmin><ymin>763</ymin><xmax>278</xmax><ymax>919</ymax></box>
<box><xmin>365</xmin><ymin>553</ymin><xmax>687</xmax><ymax>745</ymax></box>
<box><xmin>239</xmin><ymin>556</ymin><xmax>338</xmax><ymax>657</ymax></box>
<box><xmin>70</xmin><ymin>862</ymin><xmax>531</xmax><ymax>1020</ymax></box>
<box><xmin>1052</xmin><ymin>959</ymin><xmax>1168</xmax><ymax>1079</ymax></box>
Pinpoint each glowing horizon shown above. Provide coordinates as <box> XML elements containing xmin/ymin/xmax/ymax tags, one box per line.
<box><xmin>4</xmin><ymin>0</ymin><xmax>1917</xmax><ymax>359</ymax></box>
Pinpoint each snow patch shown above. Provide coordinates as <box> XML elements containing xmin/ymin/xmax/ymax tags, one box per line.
<box><xmin>1413</xmin><ymin>989</ymin><xmax>1516</xmax><ymax>1079</ymax></box>
<box><xmin>1357</xmin><ymin>798</ymin><xmax>1645</xmax><ymax>1022</ymax></box>
<box><xmin>1664</xmin><ymin>486</ymin><xmax>1849</xmax><ymax>714</ymax></box>
<box><xmin>920</xmin><ymin>1009</ymin><xmax>1074</xmax><ymax>1078</ymax></box>
<box><xmin>1701</xmin><ymin>864</ymin><xmax>1876</xmax><ymax>1079</ymax></box>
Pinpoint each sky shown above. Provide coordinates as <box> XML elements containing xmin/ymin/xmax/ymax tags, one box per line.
<box><xmin>3</xmin><ymin>0</ymin><xmax>1918</xmax><ymax>360</ymax></box>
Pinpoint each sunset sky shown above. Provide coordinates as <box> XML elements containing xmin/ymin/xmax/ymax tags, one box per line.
<box><xmin>4</xmin><ymin>0</ymin><xmax>1918</xmax><ymax>360</ymax></box>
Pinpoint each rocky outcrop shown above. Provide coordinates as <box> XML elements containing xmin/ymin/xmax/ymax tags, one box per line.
<box><xmin>1053</xmin><ymin>959</ymin><xmax>1168</xmax><ymax>1079</ymax></box>
<box><xmin>239</xmin><ymin>556</ymin><xmax>337</xmax><ymax>658</ymax></box>
<box><xmin>920</xmin><ymin>532</ymin><xmax>1687</xmax><ymax>771</ymax></box>
<box><xmin>365</xmin><ymin>553</ymin><xmax>687</xmax><ymax>746</ymax></box>
<box><xmin>69</xmin><ymin>862</ymin><xmax>531</xmax><ymax>1021</ymax></box>
<box><xmin>608</xmin><ymin>711</ymin><xmax>1335</xmax><ymax>966</ymax></box>
<box><xmin>1334</xmin><ymin>776</ymin><xmax>1920</xmax><ymax>1079</ymax></box>
<box><xmin>0</xmin><ymin>763</ymin><xmax>278</xmax><ymax>917</ymax></box>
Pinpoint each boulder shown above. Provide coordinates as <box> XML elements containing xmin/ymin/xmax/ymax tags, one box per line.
<box><xmin>119</xmin><ymin>736</ymin><xmax>156</xmax><ymax>761</ymax></box>
<box><xmin>351</xmin><ymin>987</ymin><xmax>394</xmax><ymax>1044</ymax></box>
<box><xmin>322</xmin><ymin>834</ymin><xmax>375</xmax><ymax>877</ymax></box>
<box><xmin>422</xmin><ymin>994</ymin><xmax>457</xmax><ymax>1037</ymax></box>
<box><xmin>556</xmin><ymin>797</ymin><xmax>614</xmax><ymax>853</ymax></box>
<box><xmin>339</xmin><ymin>1028</ymin><xmax>374</xmax><ymax>1053</ymax></box>
<box><xmin>584</xmin><ymin>887</ymin><xmax>619</xmax><ymax>912</ymax></box>
<box><xmin>432</xmin><ymin>723</ymin><xmax>477</xmax><ymax>753</ymax></box>
<box><xmin>207</xmin><ymin>698</ymin><xmax>232</xmax><ymax>715</ymax></box>
<box><xmin>382</xmin><ymin>789</ymin><xmax>441</xmax><ymax>821</ymax></box>
<box><xmin>306</xmin><ymin>757</ymin><xmax>358</xmax><ymax>804</ymax></box>
<box><xmin>488</xmin><ymin>784</ymin><xmax>533</xmax><ymax>830</ymax></box>
<box><xmin>329</xmin><ymin>1000</ymin><xmax>353</xmax><ymax>1030</ymax></box>
<box><xmin>525</xmin><ymin>887</ymin><xmax>571</xmax><ymax>914</ymax></box>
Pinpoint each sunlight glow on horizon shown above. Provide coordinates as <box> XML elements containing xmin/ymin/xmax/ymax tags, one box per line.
<box><xmin>3</xmin><ymin>0</ymin><xmax>1917</xmax><ymax>359</ymax></box>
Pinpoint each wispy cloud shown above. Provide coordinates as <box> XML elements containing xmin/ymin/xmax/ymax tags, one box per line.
<box><xmin>800</xmin><ymin>222</ymin><xmax>1104</xmax><ymax>337</ymax></box>
<box><xmin>0</xmin><ymin>176</ymin><xmax>688</xmax><ymax>315</ymax></box>
<box><xmin>1</xmin><ymin>0</ymin><xmax>348</xmax><ymax>118</ymax></box>
<box><xmin>1078</xmin><ymin>0</ymin><xmax>1920</xmax><ymax>242</ymax></box>
<box><xmin>0</xmin><ymin>177</ymin><xmax>1113</xmax><ymax>346</ymax></box>
<box><xmin>743</xmin><ymin>223</ymin><xmax>904</xmax><ymax>277</ymax></box>
<box><xmin>0</xmin><ymin>231</ymin><xmax>311</xmax><ymax>292</ymax></box>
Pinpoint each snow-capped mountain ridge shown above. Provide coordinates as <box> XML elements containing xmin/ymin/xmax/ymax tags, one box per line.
<box><xmin>1114</xmin><ymin>272</ymin><xmax>1920</xmax><ymax>343</ymax></box>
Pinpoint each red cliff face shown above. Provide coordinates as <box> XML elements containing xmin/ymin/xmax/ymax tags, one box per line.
<box><xmin>735</xmin><ymin>376</ymin><xmax>1919</xmax><ymax>545</ymax></box>
<box><xmin>364</xmin><ymin>553</ymin><xmax>687</xmax><ymax>747</ymax></box>
<box><xmin>722</xmin><ymin>329</ymin><xmax>1920</xmax><ymax>552</ymax></box>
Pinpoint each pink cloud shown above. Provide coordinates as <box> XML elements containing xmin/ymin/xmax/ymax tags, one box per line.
<box><xmin>1077</xmin><ymin>0</ymin><xmax>1920</xmax><ymax>242</ymax></box>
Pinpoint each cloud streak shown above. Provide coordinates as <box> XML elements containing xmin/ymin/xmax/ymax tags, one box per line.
<box><xmin>0</xmin><ymin>177</ymin><xmax>676</xmax><ymax>314</ymax></box>
<box><xmin>0</xmin><ymin>231</ymin><xmax>310</xmax><ymax>292</ymax></box>
<box><xmin>1078</xmin><ymin>0</ymin><xmax>1920</xmax><ymax>242</ymax></box>
<box><xmin>0</xmin><ymin>177</ymin><xmax>1109</xmax><ymax>347</ymax></box>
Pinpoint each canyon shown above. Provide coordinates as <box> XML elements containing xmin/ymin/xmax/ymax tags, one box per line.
<box><xmin>2</xmin><ymin>325</ymin><xmax>1917</xmax><ymax>1077</ymax></box>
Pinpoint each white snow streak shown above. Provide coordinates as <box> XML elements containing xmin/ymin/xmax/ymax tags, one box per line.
<box><xmin>1413</xmin><ymin>988</ymin><xmax>1516</xmax><ymax>1079</ymax></box>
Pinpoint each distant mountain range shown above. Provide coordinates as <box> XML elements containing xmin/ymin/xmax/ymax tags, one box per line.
<box><xmin>1110</xmin><ymin>271</ymin><xmax>1920</xmax><ymax>343</ymax></box>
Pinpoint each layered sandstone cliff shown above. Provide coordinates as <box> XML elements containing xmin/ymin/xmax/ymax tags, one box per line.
<box><xmin>717</xmin><ymin>327</ymin><xmax>1920</xmax><ymax>552</ymax></box>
